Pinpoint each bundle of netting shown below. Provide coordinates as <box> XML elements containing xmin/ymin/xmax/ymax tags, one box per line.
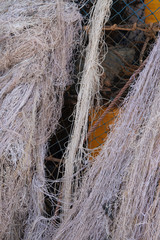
<box><xmin>0</xmin><ymin>1</ymin><xmax>81</xmax><ymax>239</ymax></box>
<box><xmin>62</xmin><ymin>0</ymin><xmax>113</xmax><ymax>214</ymax></box>
<box><xmin>54</xmin><ymin>36</ymin><xmax>160</xmax><ymax>240</ymax></box>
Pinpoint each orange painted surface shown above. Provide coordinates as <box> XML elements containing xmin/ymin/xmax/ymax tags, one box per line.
<box><xmin>88</xmin><ymin>107</ymin><xmax>119</xmax><ymax>158</ymax></box>
<box><xmin>145</xmin><ymin>0</ymin><xmax>160</xmax><ymax>23</ymax></box>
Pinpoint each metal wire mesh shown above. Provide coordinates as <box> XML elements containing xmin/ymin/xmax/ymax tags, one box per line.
<box><xmin>46</xmin><ymin>0</ymin><xmax>160</xmax><ymax>177</ymax></box>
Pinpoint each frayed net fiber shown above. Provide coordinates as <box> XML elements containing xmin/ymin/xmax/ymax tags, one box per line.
<box><xmin>54</xmin><ymin>36</ymin><xmax>160</xmax><ymax>240</ymax></box>
<box><xmin>63</xmin><ymin>0</ymin><xmax>113</xmax><ymax>214</ymax></box>
<box><xmin>0</xmin><ymin>1</ymin><xmax>81</xmax><ymax>239</ymax></box>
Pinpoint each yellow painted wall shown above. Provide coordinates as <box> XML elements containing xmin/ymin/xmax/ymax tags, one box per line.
<box><xmin>88</xmin><ymin>107</ymin><xmax>119</xmax><ymax>157</ymax></box>
<box><xmin>145</xmin><ymin>0</ymin><xmax>160</xmax><ymax>23</ymax></box>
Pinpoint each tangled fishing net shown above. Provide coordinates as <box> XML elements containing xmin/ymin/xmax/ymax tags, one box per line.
<box><xmin>55</xmin><ymin>35</ymin><xmax>160</xmax><ymax>239</ymax></box>
<box><xmin>1</xmin><ymin>0</ymin><xmax>160</xmax><ymax>239</ymax></box>
<box><xmin>0</xmin><ymin>0</ymin><xmax>81</xmax><ymax>239</ymax></box>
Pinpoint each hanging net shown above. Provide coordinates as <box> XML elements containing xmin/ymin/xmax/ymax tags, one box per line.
<box><xmin>0</xmin><ymin>0</ymin><xmax>160</xmax><ymax>239</ymax></box>
<box><xmin>0</xmin><ymin>1</ymin><xmax>81</xmax><ymax>239</ymax></box>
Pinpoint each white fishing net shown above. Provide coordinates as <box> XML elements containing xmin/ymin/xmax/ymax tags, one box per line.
<box><xmin>1</xmin><ymin>0</ymin><xmax>159</xmax><ymax>239</ymax></box>
<box><xmin>54</xmin><ymin>35</ymin><xmax>160</xmax><ymax>240</ymax></box>
<box><xmin>62</xmin><ymin>0</ymin><xmax>113</xmax><ymax>214</ymax></box>
<box><xmin>0</xmin><ymin>1</ymin><xmax>81</xmax><ymax>239</ymax></box>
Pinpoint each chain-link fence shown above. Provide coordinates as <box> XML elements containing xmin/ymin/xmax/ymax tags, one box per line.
<box><xmin>46</xmin><ymin>0</ymin><xmax>160</xmax><ymax>181</ymax></box>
